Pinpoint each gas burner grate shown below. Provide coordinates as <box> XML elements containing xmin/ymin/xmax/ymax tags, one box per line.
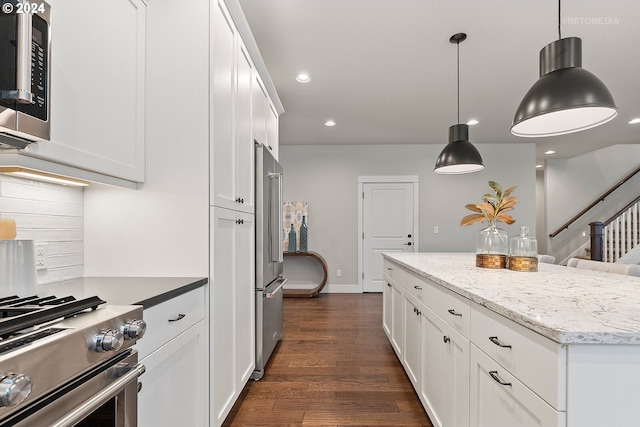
<box><xmin>0</xmin><ymin>296</ymin><xmax>106</xmax><ymax>339</ymax></box>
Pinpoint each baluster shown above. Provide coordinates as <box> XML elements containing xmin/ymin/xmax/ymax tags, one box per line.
<box><xmin>633</xmin><ymin>203</ymin><xmax>640</xmax><ymax>248</ymax></box>
<box><xmin>615</xmin><ymin>218</ymin><xmax>620</xmax><ymax>261</ymax></box>
<box><xmin>622</xmin><ymin>211</ymin><xmax>627</xmax><ymax>257</ymax></box>
<box><xmin>603</xmin><ymin>224</ymin><xmax>609</xmax><ymax>262</ymax></box>
<box><xmin>609</xmin><ymin>222</ymin><xmax>614</xmax><ymax>262</ymax></box>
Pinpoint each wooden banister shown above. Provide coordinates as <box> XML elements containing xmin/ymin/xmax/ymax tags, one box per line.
<box><xmin>549</xmin><ymin>165</ymin><xmax>640</xmax><ymax>238</ymax></box>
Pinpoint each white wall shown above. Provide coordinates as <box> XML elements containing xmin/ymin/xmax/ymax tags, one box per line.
<box><xmin>280</xmin><ymin>143</ymin><xmax>536</xmax><ymax>289</ymax></box>
<box><xmin>545</xmin><ymin>144</ymin><xmax>640</xmax><ymax>263</ymax></box>
<box><xmin>0</xmin><ymin>176</ymin><xmax>84</xmax><ymax>284</ymax></box>
<box><xmin>82</xmin><ymin>0</ymin><xmax>210</xmax><ymax>277</ymax></box>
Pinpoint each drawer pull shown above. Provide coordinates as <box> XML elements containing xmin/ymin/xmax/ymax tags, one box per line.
<box><xmin>413</xmin><ymin>285</ymin><xmax>422</xmax><ymax>290</ymax></box>
<box><xmin>168</xmin><ymin>313</ymin><xmax>186</xmax><ymax>323</ymax></box>
<box><xmin>443</xmin><ymin>336</ymin><xmax>450</xmax><ymax>343</ymax></box>
<box><xmin>387</xmin><ymin>267</ymin><xmax>393</xmax><ymax>271</ymax></box>
<box><xmin>447</xmin><ymin>309</ymin><xmax>463</xmax><ymax>317</ymax></box>
<box><xmin>387</xmin><ymin>282</ymin><xmax>392</xmax><ymax>287</ymax></box>
<box><xmin>489</xmin><ymin>370</ymin><xmax>512</xmax><ymax>387</ymax></box>
<box><xmin>489</xmin><ymin>336</ymin><xmax>512</xmax><ymax>348</ymax></box>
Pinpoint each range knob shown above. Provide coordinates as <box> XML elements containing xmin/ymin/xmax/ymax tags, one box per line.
<box><xmin>0</xmin><ymin>373</ymin><xmax>32</xmax><ymax>407</ymax></box>
<box><xmin>94</xmin><ymin>329</ymin><xmax>124</xmax><ymax>352</ymax></box>
<box><xmin>122</xmin><ymin>319</ymin><xmax>147</xmax><ymax>340</ymax></box>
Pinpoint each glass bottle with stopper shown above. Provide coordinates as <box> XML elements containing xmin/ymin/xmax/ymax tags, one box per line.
<box><xmin>509</xmin><ymin>226</ymin><xmax>538</xmax><ymax>272</ymax></box>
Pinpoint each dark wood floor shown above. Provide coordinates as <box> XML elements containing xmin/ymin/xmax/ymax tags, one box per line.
<box><xmin>223</xmin><ymin>293</ymin><xmax>433</xmax><ymax>426</ymax></box>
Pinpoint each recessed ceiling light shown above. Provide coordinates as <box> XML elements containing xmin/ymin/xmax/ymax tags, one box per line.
<box><xmin>545</xmin><ymin>150</ymin><xmax>556</xmax><ymax>155</ymax></box>
<box><xmin>628</xmin><ymin>118</ymin><xmax>640</xmax><ymax>124</ymax></box>
<box><xmin>324</xmin><ymin>120</ymin><xmax>336</xmax><ymax>127</ymax></box>
<box><xmin>466</xmin><ymin>119</ymin><xmax>479</xmax><ymax>126</ymax></box>
<box><xmin>296</xmin><ymin>73</ymin><xmax>311</xmax><ymax>83</ymax></box>
<box><xmin>536</xmin><ymin>164</ymin><xmax>543</xmax><ymax>169</ymax></box>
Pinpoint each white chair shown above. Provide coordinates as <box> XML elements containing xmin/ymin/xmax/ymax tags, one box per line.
<box><xmin>566</xmin><ymin>257</ymin><xmax>640</xmax><ymax>277</ymax></box>
<box><xmin>537</xmin><ymin>254</ymin><xmax>556</xmax><ymax>264</ymax></box>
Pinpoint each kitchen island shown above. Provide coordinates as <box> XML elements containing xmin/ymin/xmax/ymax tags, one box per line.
<box><xmin>383</xmin><ymin>252</ymin><xmax>640</xmax><ymax>427</ymax></box>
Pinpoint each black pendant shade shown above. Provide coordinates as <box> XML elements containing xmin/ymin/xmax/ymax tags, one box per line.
<box><xmin>511</xmin><ymin>37</ymin><xmax>617</xmax><ymax>137</ymax></box>
<box><xmin>434</xmin><ymin>124</ymin><xmax>484</xmax><ymax>174</ymax></box>
<box><xmin>434</xmin><ymin>33</ymin><xmax>484</xmax><ymax>175</ymax></box>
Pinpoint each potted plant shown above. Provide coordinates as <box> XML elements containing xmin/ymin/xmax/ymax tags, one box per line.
<box><xmin>461</xmin><ymin>181</ymin><xmax>517</xmax><ymax>268</ymax></box>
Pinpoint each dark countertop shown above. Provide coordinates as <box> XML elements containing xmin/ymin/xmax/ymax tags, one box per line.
<box><xmin>37</xmin><ymin>277</ymin><xmax>208</xmax><ymax>309</ymax></box>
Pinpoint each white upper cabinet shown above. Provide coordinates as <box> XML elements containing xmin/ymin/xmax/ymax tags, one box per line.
<box><xmin>267</xmin><ymin>101</ymin><xmax>279</xmax><ymax>160</ymax></box>
<box><xmin>211</xmin><ymin>0</ymin><xmax>254</xmax><ymax>213</ymax></box>
<box><xmin>252</xmin><ymin>74</ymin><xmax>268</xmax><ymax>149</ymax></box>
<box><xmin>23</xmin><ymin>0</ymin><xmax>145</xmax><ymax>183</ymax></box>
<box><xmin>252</xmin><ymin>73</ymin><xmax>278</xmax><ymax>160</ymax></box>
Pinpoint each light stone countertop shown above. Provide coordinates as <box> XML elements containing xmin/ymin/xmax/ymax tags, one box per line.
<box><xmin>383</xmin><ymin>252</ymin><xmax>640</xmax><ymax>345</ymax></box>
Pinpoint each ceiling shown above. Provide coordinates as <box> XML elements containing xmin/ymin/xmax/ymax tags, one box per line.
<box><xmin>238</xmin><ymin>0</ymin><xmax>640</xmax><ymax>166</ymax></box>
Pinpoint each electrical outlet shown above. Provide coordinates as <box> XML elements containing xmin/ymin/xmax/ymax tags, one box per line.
<box><xmin>336</xmin><ymin>269</ymin><xmax>342</xmax><ymax>277</ymax></box>
<box><xmin>433</xmin><ymin>226</ymin><xmax>439</xmax><ymax>234</ymax></box>
<box><xmin>35</xmin><ymin>243</ymin><xmax>48</xmax><ymax>271</ymax></box>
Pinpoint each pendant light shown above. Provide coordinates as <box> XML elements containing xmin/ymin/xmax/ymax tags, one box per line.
<box><xmin>434</xmin><ymin>33</ymin><xmax>484</xmax><ymax>175</ymax></box>
<box><xmin>511</xmin><ymin>0</ymin><xmax>617</xmax><ymax>137</ymax></box>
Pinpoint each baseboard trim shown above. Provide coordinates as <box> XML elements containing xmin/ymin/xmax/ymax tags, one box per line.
<box><xmin>321</xmin><ymin>283</ymin><xmax>361</xmax><ymax>294</ymax></box>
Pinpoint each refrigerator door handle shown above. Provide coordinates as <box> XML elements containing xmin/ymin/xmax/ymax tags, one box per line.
<box><xmin>265</xmin><ymin>277</ymin><xmax>287</xmax><ymax>299</ymax></box>
<box><xmin>268</xmin><ymin>172</ymin><xmax>283</xmax><ymax>263</ymax></box>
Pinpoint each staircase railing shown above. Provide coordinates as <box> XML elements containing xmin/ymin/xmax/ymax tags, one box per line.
<box><xmin>600</xmin><ymin>197</ymin><xmax>640</xmax><ymax>262</ymax></box>
<box><xmin>549</xmin><ymin>165</ymin><xmax>640</xmax><ymax>238</ymax></box>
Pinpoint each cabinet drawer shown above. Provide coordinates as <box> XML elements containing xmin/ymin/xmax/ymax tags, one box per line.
<box><xmin>383</xmin><ymin>258</ymin><xmax>403</xmax><ymax>283</ymax></box>
<box><xmin>403</xmin><ymin>269</ymin><xmax>425</xmax><ymax>302</ymax></box>
<box><xmin>424</xmin><ymin>278</ymin><xmax>470</xmax><ymax>338</ymax></box>
<box><xmin>137</xmin><ymin>287</ymin><xmax>206</xmax><ymax>359</ymax></box>
<box><xmin>471</xmin><ymin>303</ymin><xmax>566</xmax><ymax>410</ymax></box>
<box><xmin>470</xmin><ymin>345</ymin><xmax>565</xmax><ymax>427</ymax></box>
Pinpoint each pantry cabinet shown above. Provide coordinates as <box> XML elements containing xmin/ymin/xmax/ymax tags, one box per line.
<box><xmin>209</xmin><ymin>0</ymin><xmax>281</xmax><ymax>425</ymax></box>
<box><xmin>211</xmin><ymin>206</ymin><xmax>255</xmax><ymax>426</ymax></box>
<box><xmin>212</xmin><ymin>0</ymin><xmax>253</xmax><ymax>213</ymax></box>
<box><xmin>22</xmin><ymin>0</ymin><xmax>145</xmax><ymax>183</ymax></box>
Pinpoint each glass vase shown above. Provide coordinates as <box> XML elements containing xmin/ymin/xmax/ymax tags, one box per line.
<box><xmin>299</xmin><ymin>215</ymin><xmax>308</xmax><ymax>252</ymax></box>
<box><xmin>476</xmin><ymin>221</ymin><xmax>509</xmax><ymax>269</ymax></box>
<box><xmin>288</xmin><ymin>224</ymin><xmax>297</xmax><ymax>253</ymax></box>
<box><xmin>509</xmin><ymin>226</ymin><xmax>538</xmax><ymax>272</ymax></box>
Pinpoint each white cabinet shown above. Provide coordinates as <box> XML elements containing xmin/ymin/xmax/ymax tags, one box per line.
<box><xmin>403</xmin><ymin>296</ymin><xmax>422</xmax><ymax>389</ymax></box>
<box><xmin>252</xmin><ymin>73</ymin><xmax>279</xmax><ymax>161</ymax></box>
<box><xmin>420</xmin><ymin>304</ymin><xmax>470</xmax><ymax>427</ymax></box>
<box><xmin>211</xmin><ymin>206</ymin><xmax>255</xmax><ymax>426</ymax></box>
<box><xmin>23</xmin><ymin>0</ymin><xmax>145</xmax><ymax>182</ymax></box>
<box><xmin>138</xmin><ymin>287</ymin><xmax>206</xmax><ymax>427</ymax></box>
<box><xmin>382</xmin><ymin>281</ymin><xmax>393</xmax><ymax>339</ymax></box>
<box><xmin>252</xmin><ymin>74</ymin><xmax>268</xmax><ymax>149</ymax></box>
<box><xmin>266</xmin><ymin>101</ymin><xmax>279</xmax><ymax>160</ymax></box>
<box><xmin>391</xmin><ymin>280</ymin><xmax>404</xmax><ymax>359</ymax></box>
<box><xmin>212</xmin><ymin>0</ymin><xmax>254</xmax><ymax>213</ymax></box>
<box><xmin>470</xmin><ymin>345</ymin><xmax>564</xmax><ymax>427</ymax></box>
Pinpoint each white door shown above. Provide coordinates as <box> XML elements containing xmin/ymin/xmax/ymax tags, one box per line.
<box><xmin>362</xmin><ymin>181</ymin><xmax>417</xmax><ymax>292</ymax></box>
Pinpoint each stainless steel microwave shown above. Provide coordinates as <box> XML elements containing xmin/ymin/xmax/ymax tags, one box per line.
<box><xmin>0</xmin><ymin>0</ymin><xmax>51</xmax><ymax>149</ymax></box>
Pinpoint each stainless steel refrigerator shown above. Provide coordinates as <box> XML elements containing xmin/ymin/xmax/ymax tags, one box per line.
<box><xmin>251</xmin><ymin>143</ymin><xmax>286</xmax><ymax>380</ymax></box>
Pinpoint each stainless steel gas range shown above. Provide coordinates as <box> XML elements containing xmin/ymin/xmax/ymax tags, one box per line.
<box><xmin>0</xmin><ymin>294</ymin><xmax>146</xmax><ymax>427</ymax></box>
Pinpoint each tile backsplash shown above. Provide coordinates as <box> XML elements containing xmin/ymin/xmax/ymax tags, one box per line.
<box><xmin>0</xmin><ymin>175</ymin><xmax>83</xmax><ymax>284</ymax></box>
